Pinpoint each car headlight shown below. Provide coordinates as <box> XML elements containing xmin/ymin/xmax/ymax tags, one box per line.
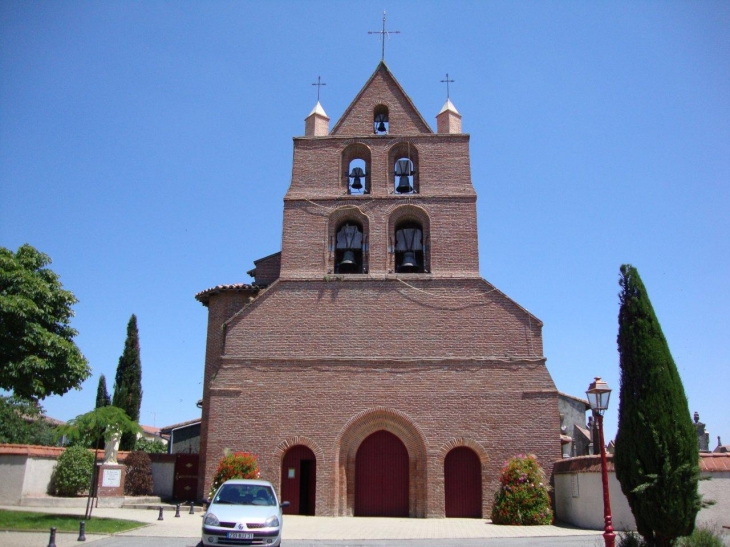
<box><xmin>264</xmin><ymin>515</ymin><xmax>280</xmax><ymax>528</ymax></box>
<box><xmin>203</xmin><ymin>512</ymin><xmax>220</xmax><ymax>526</ymax></box>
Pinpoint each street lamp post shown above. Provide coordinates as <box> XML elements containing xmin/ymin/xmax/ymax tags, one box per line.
<box><xmin>586</xmin><ymin>377</ymin><xmax>616</xmax><ymax>547</ymax></box>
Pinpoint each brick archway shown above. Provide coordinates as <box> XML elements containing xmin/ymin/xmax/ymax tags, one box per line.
<box><xmin>334</xmin><ymin>407</ymin><xmax>427</xmax><ymax>517</ymax></box>
<box><xmin>437</xmin><ymin>438</ymin><xmax>489</xmax><ymax>518</ymax></box>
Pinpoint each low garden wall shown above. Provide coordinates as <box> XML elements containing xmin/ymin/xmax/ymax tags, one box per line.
<box><xmin>554</xmin><ymin>453</ymin><xmax>730</xmax><ymax>531</ymax></box>
<box><xmin>0</xmin><ymin>444</ymin><xmax>175</xmax><ymax>504</ymax></box>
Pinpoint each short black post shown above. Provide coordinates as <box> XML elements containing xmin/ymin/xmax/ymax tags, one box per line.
<box><xmin>175</xmin><ymin>503</ymin><xmax>181</xmax><ymax>517</ymax></box>
<box><xmin>47</xmin><ymin>527</ymin><xmax>57</xmax><ymax>547</ymax></box>
<box><xmin>189</xmin><ymin>501</ymin><xmax>195</xmax><ymax>514</ymax></box>
<box><xmin>158</xmin><ymin>506</ymin><xmax>164</xmax><ymax>521</ymax></box>
<box><xmin>78</xmin><ymin>520</ymin><xmax>86</xmax><ymax>541</ymax></box>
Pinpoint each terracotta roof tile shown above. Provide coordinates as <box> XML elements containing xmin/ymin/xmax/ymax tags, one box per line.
<box><xmin>195</xmin><ymin>284</ymin><xmax>258</xmax><ymax>305</ymax></box>
<box><xmin>554</xmin><ymin>453</ymin><xmax>730</xmax><ymax>474</ymax></box>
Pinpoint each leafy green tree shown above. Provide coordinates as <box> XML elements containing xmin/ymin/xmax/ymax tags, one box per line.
<box><xmin>614</xmin><ymin>265</ymin><xmax>700</xmax><ymax>547</ymax></box>
<box><xmin>0</xmin><ymin>396</ymin><xmax>56</xmax><ymax>446</ymax></box>
<box><xmin>112</xmin><ymin>314</ymin><xmax>143</xmax><ymax>451</ymax></box>
<box><xmin>95</xmin><ymin>374</ymin><xmax>111</xmax><ymax>408</ymax></box>
<box><xmin>56</xmin><ymin>405</ymin><xmax>141</xmax><ymax>449</ymax></box>
<box><xmin>134</xmin><ymin>437</ymin><xmax>167</xmax><ymax>454</ymax></box>
<box><xmin>0</xmin><ymin>244</ymin><xmax>90</xmax><ymax>400</ymax></box>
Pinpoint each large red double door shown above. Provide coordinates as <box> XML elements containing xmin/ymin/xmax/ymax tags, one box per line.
<box><xmin>355</xmin><ymin>430</ymin><xmax>409</xmax><ymax>517</ymax></box>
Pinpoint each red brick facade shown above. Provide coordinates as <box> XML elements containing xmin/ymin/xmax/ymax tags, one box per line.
<box><xmin>196</xmin><ymin>62</ymin><xmax>560</xmax><ymax>517</ymax></box>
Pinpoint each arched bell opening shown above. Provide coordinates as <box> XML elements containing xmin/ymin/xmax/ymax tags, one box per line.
<box><xmin>373</xmin><ymin>104</ymin><xmax>389</xmax><ymax>135</ymax></box>
<box><xmin>334</xmin><ymin>222</ymin><xmax>364</xmax><ymax>274</ymax></box>
<box><xmin>394</xmin><ymin>221</ymin><xmax>424</xmax><ymax>274</ymax></box>
<box><xmin>348</xmin><ymin>159</ymin><xmax>368</xmax><ymax>195</ymax></box>
<box><xmin>341</xmin><ymin>143</ymin><xmax>371</xmax><ymax>195</ymax></box>
<box><xmin>388</xmin><ymin>142</ymin><xmax>419</xmax><ymax>194</ymax></box>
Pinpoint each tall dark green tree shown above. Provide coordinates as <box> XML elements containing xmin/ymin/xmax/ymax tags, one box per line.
<box><xmin>0</xmin><ymin>244</ymin><xmax>90</xmax><ymax>400</ymax></box>
<box><xmin>95</xmin><ymin>374</ymin><xmax>111</xmax><ymax>408</ymax></box>
<box><xmin>112</xmin><ymin>314</ymin><xmax>142</xmax><ymax>451</ymax></box>
<box><xmin>614</xmin><ymin>265</ymin><xmax>700</xmax><ymax>547</ymax></box>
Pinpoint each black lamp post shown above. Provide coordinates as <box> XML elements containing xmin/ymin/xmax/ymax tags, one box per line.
<box><xmin>586</xmin><ymin>376</ymin><xmax>615</xmax><ymax>547</ymax></box>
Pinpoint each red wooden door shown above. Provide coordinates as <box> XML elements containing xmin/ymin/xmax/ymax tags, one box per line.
<box><xmin>355</xmin><ymin>430</ymin><xmax>409</xmax><ymax>517</ymax></box>
<box><xmin>280</xmin><ymin>445</ymin><xmax>316</xmax><ymax>515</ymax></box>
<box><xmin>173</xmin><ymin>454</ymin><xmax>199</xmax><ymax>501</ymax></box>
<box><xmin>444</xmin><ymin>447</ymin><xmax>482</xmax><ymax>518</ymax></box>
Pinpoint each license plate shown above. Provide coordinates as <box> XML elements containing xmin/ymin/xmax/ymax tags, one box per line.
<box><xmin>227</xmin><ymin>532</ymin><xmax>254</xmax><ymax>539</ymax></box>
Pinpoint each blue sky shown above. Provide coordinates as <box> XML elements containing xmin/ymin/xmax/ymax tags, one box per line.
<box><xmin>1</xmin><ymin>1</ymin><xmax>728</xmax><ymax>447</ymax></box>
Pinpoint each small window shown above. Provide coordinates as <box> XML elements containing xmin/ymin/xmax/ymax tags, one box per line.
<box><xmin>348</xmin><ymin>159</ymin><xmax>368</xmax><ymax>195</ymax></box>
<box><xmin>394</xmin><ymin>221</ymin><xmax>424</xmax><ymax>273</ymax></box>
<box><xmin>374</xmin><ymin>105</ymin><xmax>389</xmax><ymax>134</ymax></box>
<box><xmin>335</xmin><ymin>223</ymin><xmax>364</xmax><ymax>274</ymax></box>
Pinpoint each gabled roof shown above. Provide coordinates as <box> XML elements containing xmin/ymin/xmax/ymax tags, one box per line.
<box><xmin>330</xmin><ymin>61</ymin><xmax>432</xmax><ymax>136</ymax></box>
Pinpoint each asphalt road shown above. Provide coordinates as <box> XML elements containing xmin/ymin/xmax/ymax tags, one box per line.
<box><xmin>86</xmin><ymin>536</ymin><xmax>604</xmax><ymax>547</ymax></box>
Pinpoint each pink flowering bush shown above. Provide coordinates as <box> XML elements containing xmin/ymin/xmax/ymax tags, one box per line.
<box><xmin>491</xmin><ymin>454</ymin><xmax>553</xmax><ymax>525</ymax></box>
<box><xmin>208</xmin><ymin>452</ymin><xmax>260</xmax><ymax>499</ymax></box>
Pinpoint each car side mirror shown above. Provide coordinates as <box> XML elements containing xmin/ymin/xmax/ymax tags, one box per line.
<box><xmin>280</xmin><ymin>501</ymin><xmax>290</xmax><ymax>508</ymax></box>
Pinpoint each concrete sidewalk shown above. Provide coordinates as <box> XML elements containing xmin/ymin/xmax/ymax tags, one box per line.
<box><xmin>0</xmin><ymin>505</ymin><xmax>603</xmax><ymax>546</ymax></box>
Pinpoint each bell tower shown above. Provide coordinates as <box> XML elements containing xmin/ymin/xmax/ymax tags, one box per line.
<box><xmin>280</xmin><ymin>61</ymin><xmax>479</xmax><ymax>279</ymax></box>
<box><xmin>197</xmin><ymin>60</ymin><xmax>558</xmax><ymax>519</ymax></box>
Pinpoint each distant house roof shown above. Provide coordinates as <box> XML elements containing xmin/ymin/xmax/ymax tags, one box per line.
<box><xmin>160</xmin><ymin>418</ymin><xmax>201</xmax><ymax>435</ymax></box>
<box><xmin>140</xmin><ymin>424</ymin><xmax>161</xmax><ymax>435</ymax></box>
<box><xmin>558</xmin><ymin>392</ymin><xmax>590</xmax><ymax>409</ymax></box>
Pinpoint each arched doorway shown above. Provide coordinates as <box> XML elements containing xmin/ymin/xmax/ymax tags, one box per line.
<box><xmin>444</xmin><ymin>446</ymin><xmax>482</xmax><ymax>518</ymax></box>
<box><xmin>281</xmin><ymin>445</ymin><xmax>316</xmax><ymax>515</ymax></box>
<box><xmin>355</xmin><ymin>430</ymin><xmax>409</xmax><ymax>517</ymax></box>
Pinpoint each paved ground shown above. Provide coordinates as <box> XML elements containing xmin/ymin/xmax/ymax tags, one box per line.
<box><xmin>0</xmin><ymin>505</ymin><xmax>604</xmax><ymax>547</ymax></box>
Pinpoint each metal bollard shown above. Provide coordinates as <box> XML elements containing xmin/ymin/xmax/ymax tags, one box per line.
<box><xmin>175</xmin><ymin>503</ymin><xmax>181</xmax><ymax>517</ymax></box>
<box><xmin>158</xmin><ymin>506</ymin><xmax>164</xmax><ymax>520</ymax></box>
<box><xmin>189</xmin><ymin>501</ymin><xmax>195</xmax><ymax>515</ymax></box>
<box><xmin>47</xmin><ymin>526</ymin><xmax>57</xmax><ymax>547</ymax></box>
<box><xmin>78</xmin><ymin>520</ymin><xmax>86</xmax><ymax>541</ymax></box>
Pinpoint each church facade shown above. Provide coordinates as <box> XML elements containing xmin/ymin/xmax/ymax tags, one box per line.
<box><xmin>196</xmin><ymin>62</ymin><xmax>561</xmax><ymax>518</ymax></box>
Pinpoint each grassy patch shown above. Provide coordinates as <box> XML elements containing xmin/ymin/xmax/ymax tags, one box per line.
<box><xmin>0</xmin><ymin>509</ymin><xmax>145</xmax><ymax>534</ymax></box>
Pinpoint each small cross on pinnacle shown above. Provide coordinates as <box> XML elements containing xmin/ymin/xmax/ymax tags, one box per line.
<box><xmin>368</xmin><ymin>11</ymin><xmax>400</xmax><ymax>61</ymax></box>
<box><xmin>440</xmin><ymin>73</ymin><xmax>455</xmax><ymax>99</ymax></box>
<box><xmin>312</xmin><ymin>76</ymin><xmax>326</xmax><ymax>102</ymax></box>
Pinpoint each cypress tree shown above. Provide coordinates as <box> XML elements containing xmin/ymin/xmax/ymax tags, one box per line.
<box><xmin>95</xmin><ymin>374</ymin><xmax>111</xmax><ymax>408</ymax></box>
<box><xmin>112</xmin><ymin>314</ymin><xmax>143</xmax><ymax>451</ymax></box>
<box><xmin>614</xmin><ymin>265</ymin><xmax>700</xmax><ymax>547</ymax></box>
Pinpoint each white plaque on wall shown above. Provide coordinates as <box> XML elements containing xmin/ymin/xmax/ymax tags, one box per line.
<box><xmin>102</xmin><ymin>468</ymin><xmax>122</xmax><ymax>488</ymax></box>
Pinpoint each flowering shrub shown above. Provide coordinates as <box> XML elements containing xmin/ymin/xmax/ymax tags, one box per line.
<box><xmin>208</xmin><ymin>452</ymin><xmax>260</xmax><ymax>499</ymax></box>
<box><xmin>490</xmin><ymin>454</ymin><xmax>553</xmax><ymax>525</ymax></box>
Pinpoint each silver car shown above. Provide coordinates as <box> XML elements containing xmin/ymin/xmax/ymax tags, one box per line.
<box><xmin>202</xmin><ymin>479</ymin><xmax>290</xmax><ymax>546</ymax></box>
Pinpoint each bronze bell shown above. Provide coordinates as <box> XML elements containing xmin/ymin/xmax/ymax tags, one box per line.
<box><xmin>338</xmin><ymin>250</ymin><xmax>358</xmax><ymax>273</ymax></box>
<box><xmin>396</xmin><ymin>175</ymin><xmax>411</xmax><ymax>193</ymax></box>
<box><xmin>349</xmin><ymin>167</ymin><xmax>364</xmax><ymax>190</ymax></box>
<box><xmin>376</xmin><ymin>121</ymin><xmax>386</xmax><ymax>133</ymax></box>
<box><xmin>399</xmin><ymin>251</ymin><xmax>418</xmax><ymax>272</ymax></box>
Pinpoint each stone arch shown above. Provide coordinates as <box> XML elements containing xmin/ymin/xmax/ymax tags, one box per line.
<box><xmin>334</xmin><ymin>407</ymin><xmax>428</xmax><ymax>517</ymax></box>
<box><xmin>437</xmin><ymin>438</ymin><xmax>489</xmax><ymax>518</ymax></box>
<box><xmin>326</xmin><ymin>206</ymin><xmax>370</xmax><ymax>274</ymax></box>
<box><xmin>386</xmin><ymin>204</ymin><xmax>431</xmax><ymax>274</ymax></box>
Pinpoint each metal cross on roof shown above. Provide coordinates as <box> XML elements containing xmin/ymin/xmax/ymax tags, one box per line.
<box><xmin>312</xmin><ymin>76</ymin><xmax>326</xmax><ymax>102</ymax></box>
<box><xmin>368</xmin><ymin>11</ymin><xmax>400</xmax><ymax>61</ymax></box>
<box><xmin>440</xmin><ymin>73</ymin><xmax>455</xmax><ymax>99</ymax></box>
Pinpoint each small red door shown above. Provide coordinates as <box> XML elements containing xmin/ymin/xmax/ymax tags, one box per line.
<box><xmin>355</xmin><ymin>430</ymin><xmax>409</xmax><ymax>517</ymax></box>
<box><xmin>444</xmin><ymin>447</ymin><xmax>482</xmax><ymax>518</ymax></box>
<box><xmin>280</xmin><ymin>445</ymin><xmax>316</xmax><ymax>515</ymax></box>
<box><xmin>173</xmin><ymin>454</ymin><xmax>199</xmax><ymax>501</ymax></box>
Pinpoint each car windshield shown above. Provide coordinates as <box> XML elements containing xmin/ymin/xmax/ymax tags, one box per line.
<box><xmin>214</xmin><ymin>484</ymin><xmax>276</xmax><ymax>506</ymax></box>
